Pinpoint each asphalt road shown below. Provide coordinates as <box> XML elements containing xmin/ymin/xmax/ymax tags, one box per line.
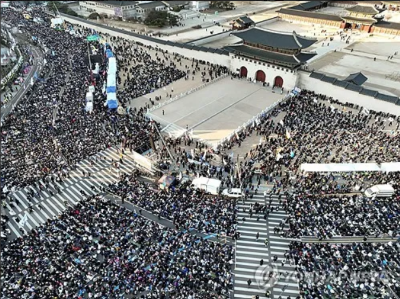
<box><xmin>1</xmin><ymin>45</ymin><xmax>43</xmax><ymax>121</ymax></box>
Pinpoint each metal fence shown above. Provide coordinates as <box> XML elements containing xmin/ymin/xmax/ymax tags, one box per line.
<box><xmin>213</xmin><ymin>93</ymin><xmax>291</xmax><ymax>150</ymax></box>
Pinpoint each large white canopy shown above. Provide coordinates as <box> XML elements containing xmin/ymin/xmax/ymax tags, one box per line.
<box><xmin>108</xmin><ymin>57</ymin><xmax>117</xmax><ymax>75</ymax></box>
<box><xmin>300</xmin><ymin>163</ymin><xmax>400</xmax><ymax>173</ymax></box>
<box><xmin>192</xmin><ymin>177</ymin><xmax>221</xmax><ymax>188</ymax></box>
<box><xmin>107</xmin><ymin>73</ymin><xmax>115</xmax><ymax>88</ymax></box>
<box><xmin>107</xmin><ymin>92</ymin><xmax>117</xmax><ymax>101</ymax></box>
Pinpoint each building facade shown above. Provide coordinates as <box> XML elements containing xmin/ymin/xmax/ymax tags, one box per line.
<box><xmin>278</xmin><ymin>2</ymin><xmax>400</xmax><ymax>36</ymax></box>
<box><xmin>79</xmin><ymin>1</ymin><xmax>172</xmax><ymax>19</ymax></box>
<box><xmin>225</xmin><ymin>28</ymin><xmax>317</xmax><ymax>89</ymax></box>
<box><xmin>189</xmin><ymin>1</ymin><xmax>209</xmax><ymax>11</ymax></box>
<box><xmin>341</xmin><ymin>5</ymin><xmax>380</xmax><ymax>32</ymax></box>
<box><xmin>79</xmin><ymin>1</ymin><xmax>138</xmax><ymax>18</ymax></box>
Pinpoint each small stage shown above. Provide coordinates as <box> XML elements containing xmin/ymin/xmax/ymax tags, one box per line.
<box><xmin>147</xmin><ymin>77</ymin><xmax>284</xmax><ymax>147</ymax></box>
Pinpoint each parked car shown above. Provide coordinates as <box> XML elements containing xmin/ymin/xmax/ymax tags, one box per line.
<box><xmin>222</xmin><ymin>188</ymin><xmax>243</xmax><ymax>198</ymax></box>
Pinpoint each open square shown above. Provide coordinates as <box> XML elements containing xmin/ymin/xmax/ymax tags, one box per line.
<box><xmin>147</xmin><ymin>77</ymin><xmax>284</xmax><ymax>146</ymax></box>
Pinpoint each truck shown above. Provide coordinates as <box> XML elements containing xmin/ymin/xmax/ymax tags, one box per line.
<box><xmin>192</xmin><ymin>177</ymin><xmax>221</xmax><ymax>195</ymax></box>
<box><xmin>364</xmin><ymin>184</ymin><xmax>395</xmax><ymax>198</ymax></box>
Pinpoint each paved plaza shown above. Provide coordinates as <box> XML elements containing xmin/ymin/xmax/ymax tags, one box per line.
<box><xmin>309</xmin><ymin>37</ymin><xmax>400</xmax><ymax>97</ymax></box>
<box><xmin>148</xmin><ymin>77</ymin><xmax>284</xmax><ymax>146</ymax></box>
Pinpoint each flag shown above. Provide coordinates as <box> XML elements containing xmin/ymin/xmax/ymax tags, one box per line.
<box><xmin>202</xmin><ymin>149</ymin><xmax>207</xmax><ymax>161</ymax></box>
<box><xmin>87</xmin><ymin>35</ymin><xmax>99</xmax><ymax>42</ymax></box>
<box><xmin>285</xmin><ymin>129</ymin><xmax>291</xmax><ymax>139</ymax></box>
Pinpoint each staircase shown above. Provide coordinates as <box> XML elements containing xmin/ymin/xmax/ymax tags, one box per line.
<box><xmin>161</xmin><ymin>122</ymin><xmax>186</xmax><ymax>138</ymax></box>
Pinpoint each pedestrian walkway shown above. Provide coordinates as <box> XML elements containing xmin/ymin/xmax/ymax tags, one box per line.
<box><xmin>3</xmin><ymin>147</ymin><xmax>137</xmax><ymax>240</ymax></box>
<box><xmin>233</xmin><ymin>194</ymin><xmax>299</xmax><ymax>299</ymax></box>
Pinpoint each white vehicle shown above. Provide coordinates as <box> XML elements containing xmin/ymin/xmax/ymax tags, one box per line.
<box><xmin>85</xmin><ymin>92</ymin><xmax>93</xmax><ymax>113</ymax></box>
<box><xmin>222</xmin><ymin>188</ymin><xmax>243</xmax><ymax>198</ymax></box>
<box><xmin>364</xmin><ymin>184</ymin><xmax>395</xmax><ymax>198</ymax></box>
<box><xmin>192</xmin><ymin>177</ymin><xmax>221</xmax><ymax>195</ymax></box>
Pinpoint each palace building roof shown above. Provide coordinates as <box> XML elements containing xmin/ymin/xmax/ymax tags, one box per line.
<box><xmin>289</xmin><ymin>1</ymin><xmax>326</xmax><ymax>11</ymax></box>
<box><xmin>346</xmin><ymin>5</ymin><xmax>379</xmax><ymax>15</ymax></box>
<box><xmin>231</xmin><ymin>28</ymin><xmax>317</xmax><ymax>50</ymax></box>
<box><xmin>344</xmin><ymin>72</ymin><xmax>368</xmax><ymax>85</ymax></box>
<box><xmin>277</xmin><ymin>8</ymin><xmax>344</xmax><ymax>22</ymax></box>
<box><xmin>224</xmin><ymin>44</ymin><xmax>317</xmax><ymax>69</ymax></box>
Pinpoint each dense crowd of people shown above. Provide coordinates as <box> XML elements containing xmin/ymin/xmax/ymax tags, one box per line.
<box><xmin>1</xmin><ymin>195</ymin><xmax>234</xmax><ymax>298</ymax></box>
<box><xmin>222</xmin><ymin>91</ymin><xmax>400</xmax><ymax>191</ymax></box>
<box><xmin>289</xmin><ymin>241</ymin><xmax>400</xmax><ymax>298</ymax></box>
<box><xmin>280</xmin><ymin>192</ymin><xmax>400</xmax><ymax>239</ymax></box>
<box><xmin>113</xmin><ymin>39</ymin><xmax>186</xmax><ymax>103</ymax></box>
<box><xmin>1</xmin><ymin>4</ymin><xmax>400</xmax><ymax>299</ymax></box>
<box><xmin>107</xmin><ymin>173</ymin><xmax>238</xmax><ymax>237</ymax></box>
<box><xmin>0</xmin><ymin>9</ymin><xmax>192</xmax><ymax>189</ymax></box>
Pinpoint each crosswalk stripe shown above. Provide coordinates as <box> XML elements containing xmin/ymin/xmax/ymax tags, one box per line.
<box><xmin>26</xmin><ymin>211</ymin><xmax>41</xmax><ymax>226</ymax></box>
<box><xmin>3</xmin><ymin>146</ymin><xmax>141</xmax><ymax>241</ymax></box>
<box><xmin>44</xmin><ymin>197</ymin><xmax>62</xmax><ymax>215</ymax></box>
<box><xmin>66</xmin><ymin>187</ymin><xmax>81</xmax><ymax>204</ymax></box>
<box><xmin>8</xmin><ymin>221</ymin><xmax>21</xmax><ymax>238</ymax></box>
<box><xmin>234</xmin><ymin>194</ymin><xmax>299</xmax><ymax>299</ymax></box>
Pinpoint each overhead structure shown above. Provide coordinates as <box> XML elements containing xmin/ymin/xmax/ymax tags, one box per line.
<box><xmin>227</xmin><ymin>28</ymin><xmax>317</xmax><ymax>71</ymax></box>
<box><xmin>301</xmin><ymin>162</ymin><xmax>400</xmax><ymax>173</ymax></box>
<box><xmin>105</xmin><ymin>52</ymin><xmax>118</xmax><ymax>109</ymax></box>
<box><xmin>344</xmin><ymin>72</ymin><xmax>368</xmax><ymax>85</ymax></box>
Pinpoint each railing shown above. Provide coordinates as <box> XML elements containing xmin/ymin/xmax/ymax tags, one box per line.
<box><xmin>301</xmin><ymin>235</ymin><xmax>399</xmax><ymax>243</ymax></box>
<box><xmin>1</xmin><ymin>47</ymin><xmax>23</xmax><ymax>88</ymax></box>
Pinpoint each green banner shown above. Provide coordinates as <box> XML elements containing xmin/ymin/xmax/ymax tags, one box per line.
<box><xmin>86</xmin><ymin>35</ymin><xmax>99</xmax><ymax>41</ymax></box>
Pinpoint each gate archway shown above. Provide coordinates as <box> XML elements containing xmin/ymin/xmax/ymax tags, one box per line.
<box><xmin>274</xmin><ymin>76</ymin><xmax>283</xmax><ymax>88</ymax></box>
<box><xmin>240</xmin><ymin>66</ymin><xmax>248</xmax><ymax>78</ymax></box>
<box><xmin>255</xmin><ymin>70</ymin><xmax>266</xmax><ymax>82</ymax></box>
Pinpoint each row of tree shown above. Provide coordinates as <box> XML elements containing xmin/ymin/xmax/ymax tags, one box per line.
<box><xmin>210</xmin><ymin>1</ymin><xmax>235</xmax><ymax>10</ymax></box>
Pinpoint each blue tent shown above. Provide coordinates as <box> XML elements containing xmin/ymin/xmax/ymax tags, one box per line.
<box><xmin>106</xmin><ymin>86</ymin><xmax>116</xmax><ymax>93</ymax></box>
<box><xmin>106</xmin><ymin>49</ymin><xmax>114</xmax><ymax>58</ymax></box>
<box><xmin>107</xmin><ymin>99</ymin><xmax>118</xmax><ymax>109</ymax></box>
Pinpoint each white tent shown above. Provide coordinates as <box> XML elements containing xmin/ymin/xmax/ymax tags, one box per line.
<box><xmin>107</xmin><ymin>73</ymin><xmax>116</xmax><ymax>88</ymax></box>
<box><xmin>108</xmin><ymin>57</ymin><xmax>117</xmax><ymax>75</ymax></box>
<box><xmin>107</xmin><ymin>92</ymin><xmax>117</xmax><ymax>102</ymax></box>
<box><xmin>192</xmin><ymin>177</ymin><xmax>221</xmax><ymax>188</ymax></box>
<box><xmin>93</xmin><ymin>62</ymin><xmax>100</xmax><ymax>75</ymax></box>
<box><xmin>51</xmin><ymin>18</ymin><xmax>63</xmax><ymax>28</ymax></box>
<box><xmin>300</xmin><ymin>163</ymin><xmax>400</xmax><ymax>173</ymax></box>
<box><xmin>381</xmin><ymin>162</ymin><xmax>400</xmax><ymax>173</ymax></box>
